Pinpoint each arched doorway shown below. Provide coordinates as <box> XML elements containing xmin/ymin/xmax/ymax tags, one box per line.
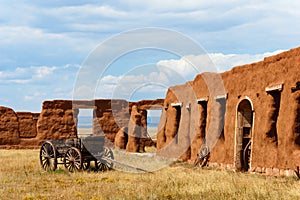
<box><xmin>235</xmin><ymin>99</ymin><xmax>253</xmax><ymax>171</ymax></box>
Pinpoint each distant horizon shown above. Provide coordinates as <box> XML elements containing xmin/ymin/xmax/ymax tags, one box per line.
<box><xmin>77</xmin><ymin>113</ymin><xmax>161</xmax><ymax>129</ymax></box>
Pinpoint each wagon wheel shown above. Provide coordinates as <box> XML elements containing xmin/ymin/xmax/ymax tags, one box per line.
<box><xmin>243</xmin><ymin>140</ymin><xmax>251</xmax><ymax>171</ymax></box>
<box><xmin>82</xmin><ymin>160</ymin><xmax>90</xmax><ymax>170</ymax></box>
<box><xmin>64</xmin><ymin>147</ymin><xmax>83</xmax><ymax>172</ymax></box>
<box><xmin>194</xmin><ymin>145</ymin><xmax>210</xmax><ymax>168</ymax></box>
<box><xmin>96</xmin><ymin>147</ymin><xmax>114</xmax><ymax>171</ymax></box>
<box><xmin>40</xmin><ymin>141</ymin><xmax>57</xmax><ymax>171</ymax></box>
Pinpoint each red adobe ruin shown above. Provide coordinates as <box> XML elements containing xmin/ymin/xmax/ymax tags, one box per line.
<box><xmin>0</xmin><ymin>46</ymin><xmax>300</xmax><ymax>176</ymax></box>
<box><xmin>157</xmin><ymin>46</ymin><xmax>300</xmax><ymax>176</ymax></box>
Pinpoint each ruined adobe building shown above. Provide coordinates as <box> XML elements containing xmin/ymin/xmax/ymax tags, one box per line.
<box><xmin>1</xmin><ymin>46</ymin><xmax>300</xmax><ymax>176</ymax></box>
<box><xmin>156</xmin><ymin>47</ymin><xmax>300</xmax><ymax>176</ymax></box>
<box><xmin>0</xmin><ymin>99</ymin><xmax>163</xmax><ymax>151</ymax></box>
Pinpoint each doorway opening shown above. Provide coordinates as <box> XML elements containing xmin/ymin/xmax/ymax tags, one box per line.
<box><xmin>146</xmin><ymin>109</ymin><xmax>163</xmax><ymax>140</ymax></box>
<box><xmin>171</xmin><ymin>103</ymin><xmax>182</xmax><ymax>144</ymax></box>
<box><xmin>197</xmin><ymin>98</ymin><xmax>208</xmax><ymax>138</ymax></box>
<box><xmin>266</xmin><ymin>91</ymin><xmax>281</xmax><ymax>144</ymax></box>
<box><xmin>235</xmin><ymin>99</ymin><xmax>253</xmax><ymax>171</ymax></box>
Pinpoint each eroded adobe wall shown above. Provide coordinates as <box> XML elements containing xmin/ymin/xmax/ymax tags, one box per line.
<box><xmin>0</xmin><ymin>108</ymin><xmax>40</xmax><ymax>147</ymax></box>
<box><xmin>17</xmin><ymin>112</ymin><xmax>39</xmax><ymax>138</ymax></box>
<box><xmin>17</xmin><ymin>112</ymin><xmax>40</xmax><ymax>147</ymax></box>
<box><xmin>157</xmin><ymin>47</ymin><xmax>300</xmax><ymax>172</ymax></box>
<box><xmin>93</xmin><ymin>99</ymin><xmax>130</xmax><ymax>143</ymax></box>
<box><xmin>0</xmin><ymin>99</ymin><xmax>162</xmax><ymax>150</ymax></box>
<box><xmin>35</xmin><ymin>99</ymin><xmax>162</xmax><ymax>151</ymax></box>
<box><xmin>36</xmin><ymin>99</ymin><xmax>128</xmax><ymax>145</ymax></box>
<box><xmin>220</xmin><ymin>48</ymin><xmax>300</xmax><ymax>171</ymax></box>
<box><xmin>157</xmin><ymin>89</ymin><xmax>179</xmax><ymax>150</ymax></box>
<box><xmin>0</xmin><ymin>106</ymin><xmax>19</xmax><ymax>145</ymax></box>
<box><xmin>129</xmin><ymin>99</ymin><xmax>163</xmax><ymax>151</ymax></box>
<box><xmin>37</xmin><ymin>100</ymin><xmax>77</xmax><ymax>142</ymax></box>
<box><xmin>126</xmin><ymin>105</ymin><xmax>142</xmax><ymax>152</ymax></box>
<box><xmin>157</xmin><ymin>83</ymin><xmax>201</xmax><ymax>161</ymax></box>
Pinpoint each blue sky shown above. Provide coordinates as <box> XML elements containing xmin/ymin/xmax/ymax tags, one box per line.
<box><xmin>1</xmin><ymin>0</ymin><xmax>300</xmax><ymax>112</ymax></box>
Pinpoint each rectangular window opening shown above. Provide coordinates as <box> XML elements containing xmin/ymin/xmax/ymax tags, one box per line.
<box><xmin>146</xmin><ymin>109</ymin><xmax>162</xmax><ymax>140</ymax></box>
<box><xmin>77</xmin><ymin>109</ymin><xmax>94</xmax><ymax>138</ymax></box>
<box><xmin>198</xmin><ymin>100</ymin><xmax>208</xmax><ymax>138</ymax></box>
<box><xmin>175</xmin><ymin>106</ymin><xmax>181</xmax><ymax>144</ymax></box>
<box><xmin>266</xmin><ymin>91</ymin><xmax>281</xmax><ymax>144</ymax></box>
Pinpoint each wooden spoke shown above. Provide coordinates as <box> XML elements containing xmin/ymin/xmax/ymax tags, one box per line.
<box><xmin>64</xmin><ymin>147</ymin><xmax>82</xmax><ymax>172</ymax></box>
<box><xmin>39</xmin><ymin>141</ymin><xmax>57</xmax><ymax>171</ymax></box>
<box><xmin>96</xmin><ymin>147</ymin><xmax>114</xmax><ymax>171</ymax></box>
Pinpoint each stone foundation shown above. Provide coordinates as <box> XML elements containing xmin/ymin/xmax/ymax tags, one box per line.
<box><xmin>208</xmin><ymin>162</ymin><xmax>296</xmax><ymax>177</ymax></box>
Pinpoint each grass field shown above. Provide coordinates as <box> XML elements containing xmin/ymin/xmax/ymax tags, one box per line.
<box><xmin>1</xmin><ymin>150</ymin><xmax>300</xmax><ymax>200</ymax></box>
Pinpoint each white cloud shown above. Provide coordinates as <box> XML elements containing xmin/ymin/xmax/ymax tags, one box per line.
<box><xmin>117</xmin><ymin>0</ymin><xmax>240</xmax><ymax>12</ymax></box>
<box><xmin>32</xmin><ymin>66</ymin><xmax>57</xmax><ymax>79</ymax></box>
<box><xmin>50</xmin><ymin>4</ymin><xmax>128</xmax><ymax>19</ymax></box>
<box><xmin>73</xmin><ymin>84</ymin><xmax>96</xmax><ymax>99</ymax></box>
<box><xmin>0</xmin><ymin>26</ymin><xmax>65</xmax><ymax>44</ymax></box>
<box><xmin>0</xmin><ymin>1</ymin><xmax>299</xmax><ymax>70</ymax></box>
<box><xmin>156</xmin><ymin>49</ymin><xmax>286</xmax><ymax>78</ymax></box>
<box><xmin>209</xmin><ymin>50</ymin><xmax>286</xmax><ymax>71</ymax></box>
<box><xmin>24</xmin><ymin>92</ymin><xmax>46</xmax><ymax>101</ymax></box>
<box><xmin>0</xmin><ymin>25</ymin><xmax>92</xmax><ymax>68</ymax></box>
<box><xmin>157</xmin><ymin>58</ymin><xmax>196</xmax><ymax>77</ymax></box>
<box><xmin>93</xmin><ymin>70</ymin><xmax>174</xmax><ymax>100</ymax></box>
<box><xmin>0</xmin><ymin>65</ymin><xmax>78</xmax><ymax>84</ymax></box>
<box><xmin>95</xmin><ymin>49</ymin><xmax>287</xmax><ymax>100</ymax></box>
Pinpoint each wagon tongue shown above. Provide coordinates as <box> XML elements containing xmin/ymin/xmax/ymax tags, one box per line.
<box><xmin>94</xmin><ymin>155</ymin><xmax>150</xmax><ymax>173</ymax></box>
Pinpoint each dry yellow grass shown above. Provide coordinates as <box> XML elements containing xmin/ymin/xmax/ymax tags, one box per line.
<box><xmin>1</xmin><ymin>150</ymin><xmax>300</xmax><ymax>200</ymax></box>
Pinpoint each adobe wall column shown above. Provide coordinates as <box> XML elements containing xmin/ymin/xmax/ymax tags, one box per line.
<box><xmin>292</xmin><ymin>91</ymin><xmax>300</xmax><ymax>146</ymax></box>
<box><xmin>156</xmin><ymin>108</ymin><xmax>167</xmax><ymax>149</ymax></box>
<box><xmin>114</xmin><ymin>127</ymin><xmax>128</xmax><ymax>149</ymax></box>
<box><xmin>37</xmin><ymin>100</ymin><xmax>77</xmax><ymax>142</ymax></box>
<box><xmin>164</xmin><ymin>106</ymin><xmax>180</xmax><ymax>145</ymax></box>
<box><xmin>190</xmin><ymin>100</ymin><xmax>207</xmax><ymax>161</ymax></box>
<box><xmin>178</xmin><ymin>103</ymin><xmax>191</xmax><ymax>161</ymax></box>
<box><xmin>291</xmin><ymin>84</ymin><xmax>300</xmax><ymax>168</ymax></box>
<box><xmin>126</xmin><ymin>105</ymin><xmax>141</xmax><ymax>152</ymax></box>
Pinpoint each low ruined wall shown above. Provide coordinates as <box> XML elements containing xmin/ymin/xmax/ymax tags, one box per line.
<box><xmin>93</xmin><ymin>99</ymin><xmax>130</xmax><ymax>143</ymax></box>
<box><xmin>0</xmin><ymin>99</ymin><xmax>162</xmax><ymax>152</ymax></box>
<box><xmin>17</xmin><ymin>112</ymin><xmax>39</xmax><ymax>138</ymax></box>
<box><xmin>0</xmin><ymin>106</ymin><xmax>19</xmax><ymax>145</ymax></box>
<box><xmin>0</xmin><ymin>107</ymin><xmax>41</xmax><ymax>148</ymax></box>
<box><xmin>37</xmin><ymin>100</ymin><xmax>77</xmax><ymax>142</ymax></box>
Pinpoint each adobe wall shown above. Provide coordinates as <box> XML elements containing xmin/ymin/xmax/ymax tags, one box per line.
<box><xmin>0</xmin><ymin>107</ymin><xmax>19</xmax><ymax>145</ymax></box>
<box><xmin>92</xmin><ymin>99</ymin><xmax>130</xmax><ymax>142</ymax></box>
<box><xmin>37</xmin><ymin>100</ymin><xmax>77</xmax><ymax>142</ymax></box>
<box><xmin>157</xmin><ymin>46</ymin><xmax>300</xmax><ymax>174</ymax></box>
<box><xmin>17</xmin><ymin>112</ymin><xmax>40</xmax><ymax>147</ymax></box>
<box><xmin>0</xmin><ymin>108</ymin><xmax>41</xmax><ymax>148</ymax></box>
<box><xmin>17</xmin><ymin>112</ymin><xmax>39</xmax><ymax>138</ymax></box>
<box><xmin>0</xmin><ymin>99</ymin><xmax>163</xmax><ymax>152</ymax></box>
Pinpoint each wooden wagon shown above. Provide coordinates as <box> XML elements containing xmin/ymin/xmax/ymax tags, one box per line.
<box><xmin>39</xmin><ymin>136</ymin><xmax>114</xmax><ymax>172</ymax></box>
